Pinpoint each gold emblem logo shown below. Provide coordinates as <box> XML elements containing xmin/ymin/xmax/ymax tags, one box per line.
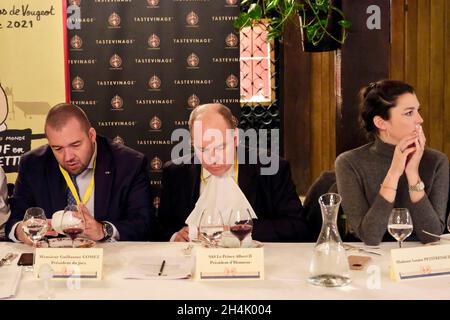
<box><xmin>147</xmin><ymin>0</ymin><xmax>159</xmax><ymax>6</ymax></box>
<box><xmin>148</xmin><ymin>75</ymin><xmax>161</xmax><ymax>90</ymax></box>
<box><xmin>226</xmin><ymin>74</ymin><xmax>239</xmax><ymax>88</ymax></box>
<box><xmin>69</xmin><ymin>0</ymin><xmax>81</xmax><ymax>6</ymax></box>
<box><xmin>187</xmin><ymin>53</ymin><xmax>199</xmax><ymax>68</ymax></box>
<box><xmin>112</xmin><ymin>135</ymin><xmax>125</xmax><ymax>145</ymax></box>
<box><xmin>70</xmin><ymin>35</ymin><xmax>83</xmax><ymax>49</ymax></box>
<box><xmin>153</xmin><ymin>196</ymin><xmax>160</xmax><ymax>209</ymax></box>
<box><xmin>226</xmin><ymin>0</ymin><xmax>238</xmax><ymax>5</ymax></box>
<box><xmin>108</xmin><ymin>12</ymin><xmax>121</xmax><ymax>27</ymax></box>
<box><xmin>149</xmin><ymin>116</ymin><xmax>162</xmax><ymax>130</ymax></box>
<box><xmin>71</xmin><ymin>76</ymin><xmax>84</xmax><ymax>91</ymax></box>
<box><xmin>111</xmin><ymin>95</ymin><xmax>123</xmax><ymax>109</ymax></box>
<box><xmin>225</xmin><ymin>33</ymin><xmax>238</xmax><ymax>47</ymax></box>
<box><xmin>187</xmin><ymin>94</ymin><xmax>200</xmax><ymax>108</ymax></box>
<box><xmin>109</xmin><ymin>54</ymin><xmax>122</xmax><ymax>69</ymax></box>
<box><xmin>147</xmin><ymin>34</ymin><xmax>160</xmax><ymax>49</ymax></box>
<box><xmin>186</xmin><ymin>11</ymin><xmax>199</xmax><ymax>26</ymax></box>
<box><xmin>151</xmin><ymin>156</ymin><xmax>163</xmax><ymax>171</ymax></box>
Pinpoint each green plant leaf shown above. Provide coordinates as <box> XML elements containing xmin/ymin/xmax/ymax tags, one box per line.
<box><xmin>338</xmin><ymin>19</ymin><xmax>352</xmax><ymax>29</ymax></box>
<box><xmin>233</xmin><ymin>12</ymin><xmax>251</xmax><ymax>29</ymax></box>
<box><xmin>240</xmin><ymin>0</ymin><xmax>252</xmax><ymax>6</ymax></box>
<box><xmin>266</xmin><ymin>0</ymin><xmax>280</xmax><ymax>12</ymax></box>
<box><xmin>248</xmin><ymin>3</ymin><xmax>263</xmax><ymax>19</ymax></box>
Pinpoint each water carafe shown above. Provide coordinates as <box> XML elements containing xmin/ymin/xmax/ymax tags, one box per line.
<box><xmin>308</xmin><ymin>193</ymin><xmax>351</xmax><ymax>287</ymax></box>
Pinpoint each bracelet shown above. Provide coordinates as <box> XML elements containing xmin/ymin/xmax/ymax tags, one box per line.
<box><xmin>380</xmin><ymin>184</ymin><xmax>397</xmax><ymax>191</ymax></box>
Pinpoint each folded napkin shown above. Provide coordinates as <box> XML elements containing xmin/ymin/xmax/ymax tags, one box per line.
<box><xmin>0</xmin><ymin>264</ymin><xmax>22</xmax><ymax>299</ymax></box>
<box><xmin>185</xmin><ymin>174</ymin><xmax>257</xmax><ymax>245</ymax></box>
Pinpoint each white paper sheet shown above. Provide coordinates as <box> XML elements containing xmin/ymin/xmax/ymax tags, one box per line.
<box><xmin>123</xmin><ymin>256</ymin><xmax>192</xmax><ymax>280</ymax></box>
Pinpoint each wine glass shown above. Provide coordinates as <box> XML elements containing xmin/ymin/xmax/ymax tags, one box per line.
<box><xmin>61</xmin><ymin>205</ymin><xmax>85</xmax><ymax>248</ymax></box>
<box><xmin>198</xmin><ymin>209</ymin><xmax>224</xmax><ymax>247</ymax></box>
<box><xmin>228</xmin><ymin>208</ymin><xmax>254</xmax><ymax>248</ymax></box>
<box><xmin>388</xmin><ymin>208</ymin><xmax>413</xmax><ymax>248</ymax></box>
<box><xmin>22</xmin><ymin>207</ymin><xmax>48</xmax><ymax>269</ymax></box>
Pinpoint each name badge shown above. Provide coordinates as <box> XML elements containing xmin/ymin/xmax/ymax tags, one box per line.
<box><xmin>390</xmin><ymin>244</ymin><xmax>450</xmax><ymax>281</ymax></box>
<box><xmin>195</xmin><ymin>247</ymin><xmax>264</xmax><ymax>280</ymax></box>
<box><xmin>34</xmin><ymin>248</ymin><xmax>103</xmax><ymax>281</ymax></box>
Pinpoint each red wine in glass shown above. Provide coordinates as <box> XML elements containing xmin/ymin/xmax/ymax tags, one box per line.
<box><xmin>63</xmin><ymin>227</ymin><xmax>84</xmax><ymax>241</ymax></box>
<box><xmin>230</xmin><ymin>224</ymin><xmax>253</xmax><ymax>242</ymax></box>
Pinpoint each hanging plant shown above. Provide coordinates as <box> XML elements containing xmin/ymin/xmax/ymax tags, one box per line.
<box><xmin>234</xmin><ymin>0</ymin><xmax>351</xmax><ymax>51</ymax></box>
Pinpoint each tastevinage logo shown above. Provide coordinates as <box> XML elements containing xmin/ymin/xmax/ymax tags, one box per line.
<box><xmin>151</xmin><ymin>156</ymin><xmax>162</xmax><ymax>171</ymax></box>
<box><xmin>0</xmin><ymin>84</ymin><xmax>8</xmax><ymax>131</ymax></box>
<box><xmin>187</xmin><ymin>94</ymin><xmax>200</xmax><ymax>109</ymax></box>
<box><xmin>108</xmin><ymin>12</ymin><xmax>121</xmax><ymax>28</ymax></box>
<box><xmin>186</xmin><ymin>11</ymin><xmax>199</xmax><ymax>26</ymax></box>
<box><xmin>187</xmin><ymin>53</ymin><xmax>199</xmax><ymax>68</ymax></box>
<box><xmin>148</xmin><ymin>34</ymin><xmax>160</xmax><ymax>49</ymax></box>
<box><xmin>69</xmin><ymin>0</ymin><xmax>81</xmax><ymax>6</ymax></box>
<box><xmin>71</xmin><ymin>76</ymin><xmax>84</xmax><ymax>91</ymax></box>
<box><xmin>225</xmin><ymin>0</ymin><xmax>238</xmax><ymax>6</ymax></box>
<box><xmin>149</xmin><ymin>116</ymin><xmax>162</xmax><ymax>131</ymax></box>
<box><xmin>225</xmin><ymin>33</ymin><xmax>238</xmax><ymax>48</ymax></box>
<box><xmin>226</xmin><ymin>74</ymin><xmax>238</xmax><ymax>89</ymax></box>
<box><xmin>112</xmin><ymin>135</ymin><xmax>124</xmax><ymax>145</ymax></box>
<box><xmin>147</xmin><ymin>0</ymin><xmax>159</xmax><ymax>7</ymax></box>
<box><xmin>153</xmin><ymin>196</ymin><xmax>160</xmax><ymax>209</ymax></box>
<box><xmin>109</xmin><ymin>54</ymin><xmax>122</xmax><ymax>69</ymax></box>
<box><xmin>111</xmin><ymin>95</ymin><xmax>123</xmax><ymax>110</ymax></box>
<box><xmin>70</xmin><ymin>35</ymin><xmax>83</xmax><ymax>49</ymax></box>
<box><xmin>148</xmin><ymin>75</ymin><xmax>161</xmax><ymax>90</ymax></box>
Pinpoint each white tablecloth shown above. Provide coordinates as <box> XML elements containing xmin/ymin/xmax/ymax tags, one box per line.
<box><xmin>0</xmin><ymin>241</ymin><xmax>449</xmax><ymax>300</ymax></box>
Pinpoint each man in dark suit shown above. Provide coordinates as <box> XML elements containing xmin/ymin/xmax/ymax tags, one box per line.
<box><xmin>6</xmin><ymin>103</ymin><xmax>156</xmax><ymax>244</ymax></box>
<box><xmin>158</xmin><ymin>103</ymin><xmax>310</xmax><ymax>242</ymax></box>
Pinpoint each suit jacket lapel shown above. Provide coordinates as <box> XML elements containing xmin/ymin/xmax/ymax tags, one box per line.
<box><xmin>94</xmin><ymin>138</ymin><xmax>113</xmax><ymax>221</ymax></box>
<box><xmin>46</xmin><ymin>157</ymin><xmax>67</xmax><ymax>213</ymax></box>
<box><xmin>238</xmin><ymin>162</ymin><xmax>258</xmax><ymax>209</ymax></box>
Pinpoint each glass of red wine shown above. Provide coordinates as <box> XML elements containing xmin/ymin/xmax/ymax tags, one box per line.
<box><xmin>61</xmin><ymin>205</ymin><xmax>85</xmax><ymax>248</ymax></box>
<box><xmin>228</xmin><ymin>208</ymin><xmax>253</xmax><ymax>248</ymax></box>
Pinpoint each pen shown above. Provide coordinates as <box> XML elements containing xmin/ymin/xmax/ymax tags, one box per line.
<box><xmin>158</xmin><ymin>260</ymin><xmax>166</xmax><ymax>276</ymax></box>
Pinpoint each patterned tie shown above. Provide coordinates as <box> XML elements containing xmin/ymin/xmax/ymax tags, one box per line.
<box><xmin>66</xmin><ymin>174</ymin><xmax>80</xmax><ymax>205</ymax></box>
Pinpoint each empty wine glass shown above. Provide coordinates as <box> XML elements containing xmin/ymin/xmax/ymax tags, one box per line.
<box><xmin>198</xmin><ymin>209</ymin><xmax>224</xmax><ymax>247</ymax></box>
<box><xmin>228</xmin><ymin>208</ymin><xmax>253</xmax><ymax>248</ymax></box>
<box><xmin>22</xmin><ymin>207</ymin><xmax>48</xmax><ymax>269</ymax></box>
<box><xmin>388</xmin><ymin>208</ymin><xmax>413</xmax><ymax>248</ymax></box>
<box><xmin>61</xmin><ymin>205</ymin><xmax>85</xmax><ymax>248</ymax></box>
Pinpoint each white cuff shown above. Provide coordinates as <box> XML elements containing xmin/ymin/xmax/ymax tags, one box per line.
<box><xmin>169</xmin><ymin>232</ymin><xmax>177</xmax><ymax>242</ymax></box>
<box><xmin>8</xmin><ymin>222</ymin><xmax>22</xmax><ymax>243</ymax></box>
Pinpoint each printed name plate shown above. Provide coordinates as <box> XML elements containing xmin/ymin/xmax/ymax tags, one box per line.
<box><xmin>195</xmin><ymin>247</ymin><xmax>264</xmax><ymax>281</ymax></box>
<box><xmin>390</xmin><ymin>244</ymin><xmax>450</xmax><ymax>281</ymax></box>
<box><xmin>34</xmin><ymin>248</ymin><xmax>103</xmax><ymax>280</ymax></box>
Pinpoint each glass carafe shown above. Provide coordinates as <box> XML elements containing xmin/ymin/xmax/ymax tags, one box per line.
<box><xmin>308</xmin><ymin>193</ymin><xmax>351</xmax><ymax>287</ymax></box>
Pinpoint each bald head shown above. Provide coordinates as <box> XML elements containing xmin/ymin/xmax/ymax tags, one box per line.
<box><xmin>45</xmin><ymin>103</ymin><xmax>91</xmax><ymax>135</ymax></box>
<box><xmin>188</xmin><ymin>103</ymin><xmax>236</xmax><ymax>133</ymax></box>
<box><xmin>189</xmin><ymin>103</ymin><xmax>238</xmax><ymax>176</ymax></box>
